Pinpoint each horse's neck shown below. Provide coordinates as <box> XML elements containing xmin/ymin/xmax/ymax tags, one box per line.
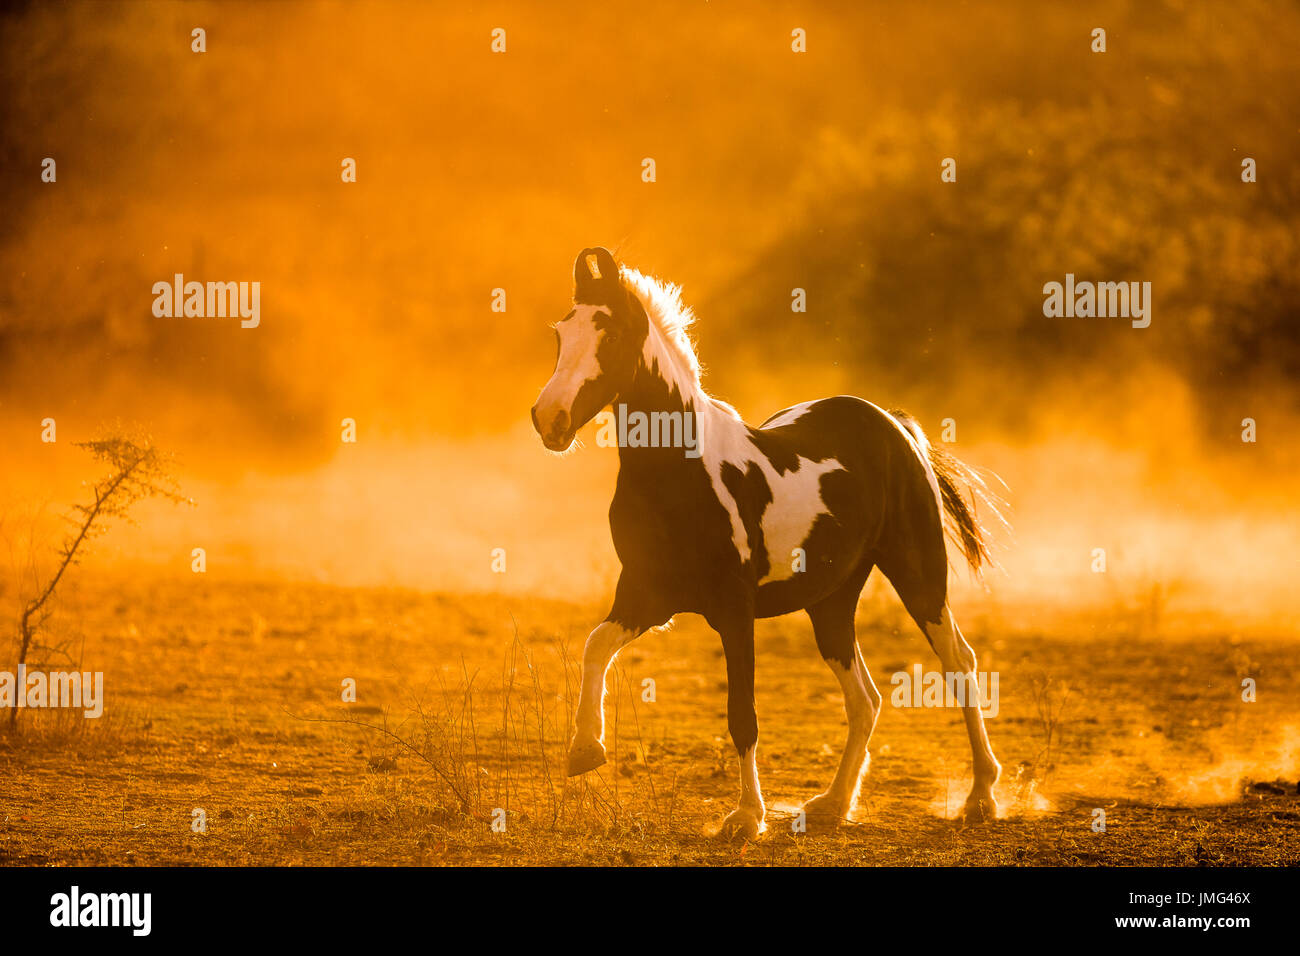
<box><xmin>615</xmin><ymin>351</ymin><xmax>740</xmax><ymax>467</ymax></box>
<box><xmin>623</xmin><ymin>355</ymin><xmax>697</xmax><ymax>414</ymax></box>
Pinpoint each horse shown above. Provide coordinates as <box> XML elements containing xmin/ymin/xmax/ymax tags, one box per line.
<box><xmin>531</xmin><ymin>246</ymin><xmax>1004</xmax><ymax>839</ymax></box>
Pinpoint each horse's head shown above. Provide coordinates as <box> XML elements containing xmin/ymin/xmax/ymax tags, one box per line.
<box><xmin>532</xmin><ymin>247</ymin><xmax>649</xmax><ymax>451</ymax></box>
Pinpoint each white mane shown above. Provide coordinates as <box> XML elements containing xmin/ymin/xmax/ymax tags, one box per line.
<box><xmin>619</xmin><ymin>266</ymin><xmax>700</xmax><ymax>378</ymax></box>
<box><xmin>620</xmin><ymin>266</ymin><xmax>741</xmax><ymax>422</ymax></box>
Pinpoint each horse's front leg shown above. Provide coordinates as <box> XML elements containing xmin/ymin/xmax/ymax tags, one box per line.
<box><xmin>566</xmin><ymin>620</ymin><xmax>644</xmax><ymax>776</ymax></box>
<box><xmin>711</xmin><ymin>608</ymin><xmax>764</xmax><ymax>840</ymax></box>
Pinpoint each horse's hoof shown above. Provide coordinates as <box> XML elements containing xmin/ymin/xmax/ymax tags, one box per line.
<box><xmin>717</xmin><ymin>807</ymin><xmax>765</xmax><ymax>842</ymax></box>
<box><xmin>565</xmin><ymin>741</ymin><xmax>606</xmax><ymax>777</ymax></box>
<box><xmin>962</xmin><ymin>790</ymin><xmax>998</xmax><ymax>823</ymax></box>
<box><xmin>797</xmin><ymin>793</ymin><xmax>850</xmax><ymax>831</ymax></box>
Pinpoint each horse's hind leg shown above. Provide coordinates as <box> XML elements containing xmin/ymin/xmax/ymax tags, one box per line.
<box><xmin>802</xmin><ymin>570</ymin><xmax>881</xmax><ymax>827</ymax></box>
<box><xmin>917</xmin><ymin>605</ymin><xmax>1001</xmax><ymax>822</ymax></box>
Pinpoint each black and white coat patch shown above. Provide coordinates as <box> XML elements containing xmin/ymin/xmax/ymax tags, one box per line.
<box><xmin>532</xmin><ymin>247</ymin><xmax>1004</xmax><ymax>838</ymax></box>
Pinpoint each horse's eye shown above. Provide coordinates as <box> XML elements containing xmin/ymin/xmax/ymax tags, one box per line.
<box><xmin>605</xmin><ymin>329</ymin><xmax>620</xmax><ymax>344</ymax></box>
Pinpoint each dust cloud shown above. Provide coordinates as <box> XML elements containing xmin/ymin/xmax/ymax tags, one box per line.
<box><xmin>2</xmin><ymin>1</ymin><xmax>1298</xmax><ymax>635</ymax></box>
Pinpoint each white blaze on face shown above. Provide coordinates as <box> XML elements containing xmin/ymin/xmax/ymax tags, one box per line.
<box><xmin>535</xmin><ymin>304</ymin><xmax>609</xmax><ymax>436</ymax></box>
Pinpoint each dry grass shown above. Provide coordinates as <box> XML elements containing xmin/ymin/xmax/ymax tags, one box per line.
<box><xmin>1</xmin><ymin>572</ymin><xmax>1298</xmax><ymax>866</ymax></box>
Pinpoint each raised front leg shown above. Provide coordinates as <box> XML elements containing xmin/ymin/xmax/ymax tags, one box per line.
<box><xmin>566</xmin><ymin>620</ymin><xmax>643</xmax><ymax>776</ymax></box>
<box><xmin>711</xmin><ymin>609</ymin><xmax>765</xmax><ymax>840</ymax></box>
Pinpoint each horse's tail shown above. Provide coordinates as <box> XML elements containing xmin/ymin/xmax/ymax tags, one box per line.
<box><xmin>888</xmin><ymin>409</ymin><xmax>1006</xmax><ymax>577</ymax></box>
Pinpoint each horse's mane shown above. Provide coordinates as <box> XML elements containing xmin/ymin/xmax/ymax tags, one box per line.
<box><xmin>619</xmin><ymin>267</ymin><xmax>701</xmax><ymax>385</ymax></box>
<box><xmin>619</xmin><ymin>265</ymin><xmax>743</xmax><ymax>421</ymax></box>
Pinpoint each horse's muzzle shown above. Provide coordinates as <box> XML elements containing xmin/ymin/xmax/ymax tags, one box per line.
<box><xmin>532</xmin><ymin>404</ymin><xmax>573</xmax><ymax>451</ymax></box>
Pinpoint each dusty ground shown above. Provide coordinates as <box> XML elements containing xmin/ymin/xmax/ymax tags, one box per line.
<box><xmin>1</xmin><ymin>573</ymin><xmax>1297</xmax><ymax>866</ymax></box>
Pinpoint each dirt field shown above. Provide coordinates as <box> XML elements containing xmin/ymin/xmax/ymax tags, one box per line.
<box><xmin>1</xmin><ymin>572</ymin><xmax>1297</xmax><ymax>867</ymax></box>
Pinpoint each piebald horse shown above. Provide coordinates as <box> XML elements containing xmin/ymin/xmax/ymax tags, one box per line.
<box><xmin>532</xmin><ymin>247</ymin><xmax>1003</xmax><ymax>839</ymax></box>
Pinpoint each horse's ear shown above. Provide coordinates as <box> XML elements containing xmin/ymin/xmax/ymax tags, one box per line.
<box><xmin>591</xmin><ymin>247</ymin><xmax>619</xmax><ymax>282</ymax></box>
<box><xmin>573</xmin><ymin>247</ymin><xmax>595</xmax><ymax>286</ymax></box>
<box><xmin>573</xmin><ymin>246</ymin><xmax>622</xmax><ymax>301</ymax></box>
